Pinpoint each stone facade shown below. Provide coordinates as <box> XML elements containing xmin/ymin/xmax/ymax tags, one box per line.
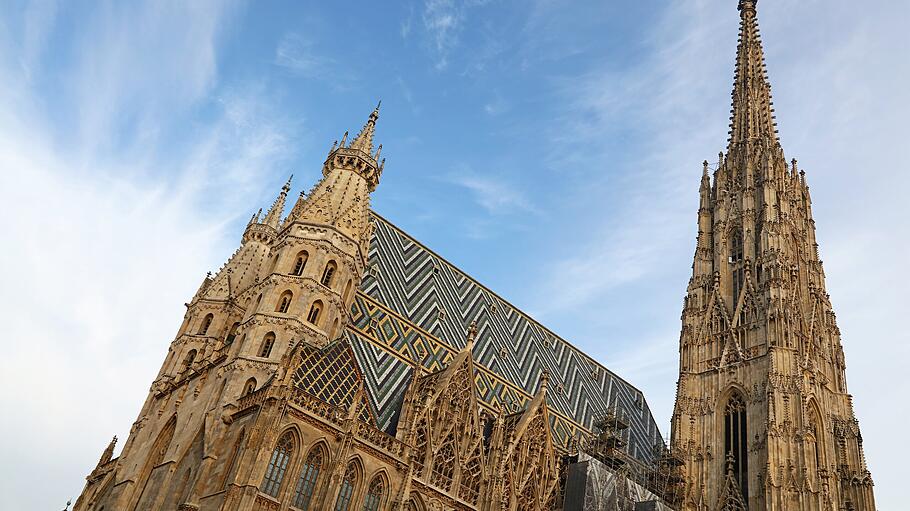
<box><xmin>669</xmin><ymin>2</ymin><xmax>875</xmax><ymax>510</ymax></box>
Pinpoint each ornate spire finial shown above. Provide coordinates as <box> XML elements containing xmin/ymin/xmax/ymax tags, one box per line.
<box><xmin>248</xmin><ymin>208</ymin><xmax>262</xmax><ymax>226</ymax></box>
<box><xmin>728</xmin><ymin>0</ymin><xmax>778</xmax><ymax>149</ymax></box>
<box><xmin>466</xmin><ymin>320</ymin><xmax>478</xmax><ymax>348</ymax></box>
<box><xmin>262</xmin><ymin>176</ymin><xmax>292</xmax><ymax>228</ymax></box>
<box><xmin>349</xmin><ymin>102</ymin><xmax>381</xmax><ymax>154</ymax></box>
<box><xmin>95</xmin><ymin>435</ymin><xmax>118</xmax><ymax>469</ymax></box>
<box><xmin>539</xmin><ymin>369</ymin><xmax>550</xmax><ymax>393</ymax></box>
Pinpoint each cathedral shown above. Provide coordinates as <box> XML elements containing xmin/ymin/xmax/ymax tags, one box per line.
<box><xmin>72</xmin><ymin>1</ymin><xmax>875</xmax><ymax>510</ymax></box>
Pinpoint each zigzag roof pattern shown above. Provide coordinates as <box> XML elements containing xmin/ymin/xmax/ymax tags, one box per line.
<box><xmin>345</xmin><ymin>212</ymin><xmax>664</xmax><ymax>462</ymax></box>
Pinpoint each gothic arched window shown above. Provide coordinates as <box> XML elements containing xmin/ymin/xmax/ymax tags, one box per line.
<box><xmin>226</xmin><ymin>322</ymin><xmax>240</xmax><ymax>344</ymax></box>
<box><xmin>259</xmin><ymin>332</ymin><xmax>275</xmax><ymax>358</ymax></box>
<box><xmin>262</xmin><ymin>431</ymin><xmax>295</xmax><ymax>497</ymax></box>
<box><xmin>730</xmin><ymin>230</ymin><xmax>744</xmax><ymax>262</ymax></box>
<box><xmin>808</xmin><ymin>421</ymin><xmax>820</xmax><ymax>472</ymax></box>
<box><xmin>269</xmin><ymin>253</ymin><xmax>280</xmax><ymax>274</ymax></box>
<box><xmin>431</xmin><ymin>431</ymin><xmax>456</xmax><ymax>491</ymax></box>
<box><xmin>307</xmin><ymin>301</ymin><xmax>323</xmax><ymax>326</ymax></box>
<box><xmin>730</xmin><ymin>230</ymin><xmax>745</xmax><ymax>306</ymax></box>
<box><xmin>276</xmin><ymin>291</ymin><xmax>293</xmax><ymax>313</ymax></box>
<box><xmin>362</xmin><ymin>476</ymin><xmax>385</xmax><ymax>511</ymax></box>
<box><xmin>412</xmin><ymin>418</ymin><xmax>428</xmax><ymax>478</ymax></box>
<box><xmin>806</xmin><ymin>409</ymin><xmax>823</xmax><ymax>475</ymax></box>
<box><xmin>321</xmin><ymin>261</ymin><xmax>337</xmax><ymax>288</ymax></box>
<box><xmin>198</xmin><ymin>313</ymin><xmax>214</xmax><ymax>335</ymax></box>
<box><xmin>724</xmin><ymin>393</ymin><xmax>748</xmax><ymax>500</ymax></box>
<box><xmin>343</xmin><ymin>279</ymin><xmax>354</xmax><ymax>301</ymax></box>
<box><xmin>182</xmin><ymin>349</ymin><xmax>197</xmax><ymax>372</ymax></box>
<box><xmin>334</xmin><ymin>461</ymin><xmax>359</xmax><ymax>511</ymax></box>
<box><xmin>242</xmin><ymin>378</ymin><xmax>257</xmax><ymax>397</ymax></box>
<box><xmin>459</xmin><ymin>453</ymin><xmax>483</xmax><ymax>504</ymax></box>
<box><xmin>293</xmin><ymin>446</ymin><xmax>325</xmax><ymax>511</ymax></box>
<box><xmin>292</xmin><ymin>251</ymin><xmax>309</xmax><ymax>276</ymax></box>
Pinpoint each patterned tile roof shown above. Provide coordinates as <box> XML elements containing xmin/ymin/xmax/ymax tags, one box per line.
<box><xmin>345</xmin><ymin>213</ymin><xmax>664</xmax><ymax>462</ymax></box>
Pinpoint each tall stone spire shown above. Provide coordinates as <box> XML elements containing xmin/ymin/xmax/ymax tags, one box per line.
<box><xmin>728</xmin><ymin>0</ymin><xmax>778</xmax><ymax>149</ymax></box>
<box><xmin>671</xmin><ymin>3</ymin><xmax>875</xmax><ymax>510</ymax></box>
<box><xmin>262</xmin><ymin>175</ymin><xmax>292</xmax><ymax>228</ymax></box>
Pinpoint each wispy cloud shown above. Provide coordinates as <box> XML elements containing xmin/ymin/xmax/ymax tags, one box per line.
<box><xmin>400</xmin><ymin>3</ymin><xmax>415</xmax><ymax>39</ymax></box>
<box><xmin>0</xmin><ymin>2</ymin><xmax>295</xmax><ymax>508</ymax></box>
<box><xmin>422</xmin><ymin>0</ymin><xmax>461</xmax><ymax>70</ymax></box>
<box><xmin>419</xmin><ymin>0</ymin><xmax>489</xmax><ymax>70</ymax></box>
<box><xmin>67</xmin><ymin>1</ymin><xmax>233</xmax><ymax>159</ymax></box>
<box><xmin>534</xmin><ymin>0</ymin><xmax>729</xmax><ymax>314</ymax></box>
<box><xmin>483</xmin><ymin>92</ymin><xmax>508</xmax><ymax>115</ymax></box>
<box><xmin>19</xmin><ymin>0</ymin><xmax>58</xmax><ymax>79</ymax></box>
<box><xmin>396</xmin><ymin>75</ymin><xmax>420</xmax><ymax>114</ymax></box>
<box><xmin>274</xmin><ymin>32</ymin><xmax>358</xmax><ymax>90</ymax></box>
<box><xmin>447</xmin><ymin>168</ymin><xmax>538</xmax><ymax>216</ymax></box>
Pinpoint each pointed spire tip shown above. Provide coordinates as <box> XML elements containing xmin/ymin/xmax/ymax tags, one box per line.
<box><xmin>349</xmin><ymin>102</ymin><xmax>381</xmax><ymax>153</ymax></box>
<box><xmin>539</xmin><ymin>369</ymin><xmax>550</xmax><ymax>392</ymax></box>
<box><xmin>466</xmin><ymin>320</ymin><xmax>478</xmax><ymax>348</ymax></box>
<box><xmin>738</xmin><ymin>0</ymin><xmax>757</xmax><ymax>13</ymax></box>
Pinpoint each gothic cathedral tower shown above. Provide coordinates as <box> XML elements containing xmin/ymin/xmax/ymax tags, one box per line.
<box><xmin>670</xmin><ymin>2</ymin><xmax>875</xmax><ymax>511</ymax></box>
<box><xmin>73</xmin><ymin>106</ymin><xmax>385</xmax><ymax>511</ymax></box>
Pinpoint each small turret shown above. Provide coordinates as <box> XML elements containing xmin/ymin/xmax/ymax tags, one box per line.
<box><xmin>699</xmin><ymin>160</ymin><xmax>711</xmax><ymax>207</ymax></box>
<box><xmin>236</xmin><ymin>104</ymin><xmax>388</xmax><ymax>359</ymax></box>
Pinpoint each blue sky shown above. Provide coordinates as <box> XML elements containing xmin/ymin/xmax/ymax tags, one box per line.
<box><xmin>0</xmin><ymin>0</ymin><xmax>907</xmax><ymax>508</ymax></box>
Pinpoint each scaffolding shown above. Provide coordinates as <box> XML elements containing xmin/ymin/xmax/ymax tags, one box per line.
<box><xmin>573</xmin><ymin>406</ymin><xmax>685</xmax><ymax>510</ymax></box>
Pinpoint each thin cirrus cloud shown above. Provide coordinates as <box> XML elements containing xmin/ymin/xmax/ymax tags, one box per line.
<box><xmin>419</xmin><ymin>0</ymin><xmax>490</xmax><ymax>70</ymax></box>
<box><xmin>274</xmin><ymin>33</ymin><xmax>358</xmax><ymax>90</ymax></box>
<box><xmin>0</xmin><ymin>1</ymin><xmax>296</xmax><ymax>509</ymax></box>
<box><xmin>447</xmin><ymin>170</ymin><xmax>539</xmax><ymax>216</ymax></box>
